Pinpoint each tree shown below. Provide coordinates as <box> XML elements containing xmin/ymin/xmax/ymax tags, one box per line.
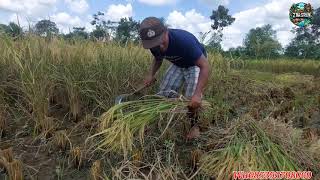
<box><xmin>114</xmin><ymin>17</ymin><xmax>140</xmax><ymax>44</ymax></box>
<box><xmin>0</xmin><ymin>22</ymin><xmax>22</xmax><ymax>37</ymax></box>
<box><xmin>0</xmin><ymin>24</ymin><xmax>9</xmax><ymax>34</ymax></box>
<box><xmin>210</xmin><ymin>5</ymin><xmax>235</xmax><ymax>31</ymax></box>
<box><xmin>35</xmin><ymin>20</ymin><xmax>59</xmax><ymax>36</ymax></box>
<box><xmin>90</xmin><ymin>11</ymin><xmax>117</xmax><ymax>40</ymax></box>
<box><xmin>243</xmin><ymin>24</ymin><xmax>282</xmax><ymax>59</ymax></box>
<box><xmin>208</xmin><ymin>5</ymin><xmax>235</xmax><ymax>51</ymax></box>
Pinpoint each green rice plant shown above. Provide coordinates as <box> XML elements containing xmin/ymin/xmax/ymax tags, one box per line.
<box><xmin>88</xmin><ymin>96</ymin><xmax>210</xmax><ymax>157</ymax></box>
<box><xmin>199</xmin><ymin>115</ymin><xmax>315</xmax><ymax>180</ymax></box>
<box><xmin>230</xmin><ymin>59</ymin><xmax>320</xmax><ymax>76</ymax></box>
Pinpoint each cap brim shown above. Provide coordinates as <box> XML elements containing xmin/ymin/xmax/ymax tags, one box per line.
<box><xmin>141</xmin><ymin>33</ymin><xmax>163</xmax><ymax>49</ymax></box>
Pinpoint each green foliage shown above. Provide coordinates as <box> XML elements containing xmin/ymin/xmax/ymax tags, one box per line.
<box><xmin>210</xmin><ymin>5</ymin><xmax>235</xmax><ymax>31</ymax></box>
<box><xmin>0</xmin><ymin>22</ymin><xmax>22</xmax><ymax>37</ymax></box>
<box><xmin>243</xmin><ymin>24</ymin><xmax>282</xmax><ymax>59</ymax></box>
<box><xmin>65</xmin><ymin>27</ymin><xmax>89</xmax><ymax>40</ymax></box>
<box><xmin>208</xmin><ymin>5</ymin><xmax>235</xmax><ymax>51</ymax></box>
<box><xmin>114</xmin><ymin>17</ymin><xmax>140</xmax><ymax>44</ymax></box>
<box><xmin>35</xmin><ymin>20</ymin><xmax>59</xmax><ymax>36</ymax></box>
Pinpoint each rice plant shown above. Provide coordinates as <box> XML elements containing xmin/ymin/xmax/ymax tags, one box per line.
<box><xmin>199</xmin><ymin>115</ymin><xmax>318</xmax><ymax>180</ymax></box>
<box><xmin>88</xmin><ymin>96</ymin><xmax>210</xmax><ymax>157</ymax></box>
<box><xmin>90</xmin><ymin>160</ymin><xmax>103</xmax><ymax>180</ymax></box>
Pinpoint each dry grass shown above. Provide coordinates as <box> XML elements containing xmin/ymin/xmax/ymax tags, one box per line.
<box><xmin>69</xmin><ymin>146</ymin><xmax>83</xmax><ymax>169</ymax></box>
<box><xmin>53</xmin><ymin>130</ymin><xmax>70</xmax><ymax>151</ymax></box>
<box><xmin>199</xmin><ymin>115</ymin><xmax>318</xmax><ymax>179</ymax></box>
<box><xmin>7</xmin><ymin>159</ymin><xmax>23</xmax><ymax>180</ymax></box>
<box><xmin>0</xmin><ymin>108</ymin><xmax>7</xmax><ymax>137</ymax></box>
<box><xmin>90</xmin><ymin>160</ymin><xmax>103</xmax><ymax>180</ymax></box>
<box><xmin>0</xmin><ymin>148</ymin><xmax>23</xmax><ymax>180</ymax></box>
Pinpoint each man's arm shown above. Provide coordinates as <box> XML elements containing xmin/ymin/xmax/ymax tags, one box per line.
<box><xmin>194</xmin><ymin>55</ymin><xmax>209</xmax><ymax>97</ymax></box>
<box><xmin>149</xmin><ymin>57</ymin><xmax>163</xmax><ymax>77</ymax></box>
<box><xmin>144</xmin><ymin>57</ymin><xmax>163</xmax><ymax>86</ymax></box>
<box><xmin>189</xmin><ymin>54</ymin><xmax>209</xmax><ymax>109</ymax></box>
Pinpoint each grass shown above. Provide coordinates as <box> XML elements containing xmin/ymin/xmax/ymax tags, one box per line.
<box><xmin>230</xmin><ymin>59</ymin><xmax>320</xmax><ymax>76</ymax></box>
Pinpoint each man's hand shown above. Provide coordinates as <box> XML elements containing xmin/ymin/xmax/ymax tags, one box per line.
<box><xmin>188</xmin><ymin>93</ymin><xmax>202</xmax><ymax>110</ymax></box>
<box><xmin>144</xmin><ymin>75</ymin><xmax>156</xmax><ymax>87</ymax></box>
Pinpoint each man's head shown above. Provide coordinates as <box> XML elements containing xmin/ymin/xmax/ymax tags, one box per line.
<box><xmin>139</xmin><ymin>17</ymin><xmax>169</xmax><ymax>52</ymax></box>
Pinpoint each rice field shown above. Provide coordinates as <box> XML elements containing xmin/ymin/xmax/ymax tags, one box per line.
<box><xmin>0</xmin><ymin>35</ymin><xmax>320</xmax><ymax>179</ymax></box>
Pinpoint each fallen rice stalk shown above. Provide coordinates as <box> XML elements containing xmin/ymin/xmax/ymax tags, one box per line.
<box><xmin>87</xmin><ymin>96</ymin><xmax>210</xmax><ymax>157</ymax></box>
<box><xmin>199</xmin><ymin>115</ymin><xmax>309</xmax><ymax>180</ymax></box>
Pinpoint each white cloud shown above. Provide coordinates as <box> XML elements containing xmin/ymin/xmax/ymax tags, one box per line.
<box><xmin>167</xmin><ymin>9</ymin><xmax>212</xmax><ymax>39</ymax></box>
<box><xmin>199</xmin><ymin>0</ymin><xmax>229</xmax><ymax>7</ymax></box>
<box><xmin>65</xmin><ymin>0</ymin><xmax>89</xmax><ymax>14</ymax></box>
<box><xmin>52</xmin><ymin>12</ymin><xmax>83</xmax><ymax>33</ymax></box>
<box><xmin>105</xmin><ymin>3</ymin><xmax>133</xmax><ymax>21</ymax></box>
<box><xmin>166</xmin><ymin>0</ymin><xmax>320</xmax><ymax>50</ymax></box>
<box><xmin>138</xmin><ymin>0</ymin><xmax>177</xmax><ymax>6</ymax></box>
<box><xmin>0</xmin><ymin>0</ymin><xmax>57</xmax><ymax>16</ymax></box>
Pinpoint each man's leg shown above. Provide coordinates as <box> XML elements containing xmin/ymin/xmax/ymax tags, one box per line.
<box><xmin>157</xmin><ymin>64</ymin><xmax>184</xmax><ymax>98</ymax></box>
<box><xmin>184</xmin><ymin>66</ymin><xmax>200</xmax><ymax>98</ymax></box>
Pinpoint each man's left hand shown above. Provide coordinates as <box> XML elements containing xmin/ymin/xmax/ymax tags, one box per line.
<box><xmin>189</xmin><ymin>94</ymin><xmax>202</xmax><ymax>110</ymax></box>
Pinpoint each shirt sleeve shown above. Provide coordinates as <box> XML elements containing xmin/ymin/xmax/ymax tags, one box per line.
<box><xmin>182</xmin><ymin>39</ymin><xmax>203</xmax><ymax>64</ymax></box>
<box><xmin>150</xmin><ymin>49</ymin><xmax>163</xmax><ymax>61</ymax></box>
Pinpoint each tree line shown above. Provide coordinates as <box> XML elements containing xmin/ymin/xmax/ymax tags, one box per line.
<box><xmin>0</xmin><ymin>6</ymin><xmax>319</xmax><ymax>60</ymax></box>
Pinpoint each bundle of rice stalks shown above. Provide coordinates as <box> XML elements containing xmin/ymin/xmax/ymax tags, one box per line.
<box><xmin>82</xmin><ymin>114</ymin><xmax>96</xmax><ymax>129</ymax></box>
<box><xmin>0</xmin><ymin>109</ymin><xmax>7</xmax><ymax>137</ymax></box>
<box><xmin>39</xmin><ymin>116</ymin><xmax>56</xmax><ymax>138</ymax></box>
<box><xmin>0</xmin><ymin>148</ymin><xmax>13</xmax><ymax>170</ymax></box>
<box><xmin>69</xmin><ymin>146</ymin><xmax>83</xmax><ymax>169</ymax></box>
<box><xmin>0</xmin><ymin>148</ymin><xmax>23</xmax><ymax>180</ymax></box>
<box><xmin>0</xmin><ymin>148</ymin><xmax>13</xmax><ymax>163</ymax></box>
<box><xmin>88</xmin><ymin>96</ymin><xmax>210</xmax><ymax>156</ymax></box>
<box><xmin>7</xmin><ymin>159</ymin><xmax>23</xmax><ymax>180</ymax></box>
<box><xmin>90</xmin><ymin>160</ymin><xmax>103</xmax><ymax>180</ymax></box>
<box><xmin>199</xmin><ymin>115</ymin><xmax>317</xmax><ymax>180</ymax></box>
<box><xmin>53</xmin><ymin>130</ymin><xmax>71</xmax><ymax>151</ymax></box>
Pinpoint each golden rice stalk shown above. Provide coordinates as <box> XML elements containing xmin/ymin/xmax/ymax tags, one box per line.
<box><xmin>191</xmin><ymin>149</ymin><xmax>203</xmax><ymax>170</ymax></box>
<box><xmin>8</xmin><ymin>159</ymin><xmax>23</xmax><ymax>180</ymax></box>
<box><xmin>0</xmin><ymin>148</ymin><xmax>14</xmax><ymax>163</ymax></box>
<box><xmin>69</xmin><ymin>147</ymin><xmax>83</xmax><ymax>169</ymax></box>
<box><xmin>309</xmin><ymin>140</ymin><xmax>320</xmax><ymax>162</ymax></box>
<box><xmin>70</xmin><ymin>92</ymin><xmax>81</xmax><ymax>121</ymax></box>
<box><xmin>199</xmin><ymin>116</ymin><xmax>306</xmax><ymax>180</ymax></box>
<box><xmin>90</xmin><ymin>160</ymin><xmax>103</xmax><ymax>180</ymax></box>
<box><xmin>53</xmin><ymin>130</ymin><xmax>70</xmax><ymax>151</ymax></box>
<box><xmin>132</xmin><ymin>148</ymin><xmax>143</xmax><ymax>167</ymax></box>
<box><xmin>39</xmin><ymin>116</ymin><xmax>56</xmax><ymax>138</ymax></box>
<box><xmin>0</xmin><ymin>110</ymin><xmax>7</xmax><ymax>137</ymax></box>
<box><xmin>82</xmin><ymin>114</ymin><xmax>96</xmax><ymax>129</ymax></box>
<box><xmin>88</xmin><ymin>96</ymin><xmax>210</xmax><ymax>157</ymax></box>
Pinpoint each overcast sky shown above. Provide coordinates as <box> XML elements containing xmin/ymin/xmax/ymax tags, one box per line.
<box><xmin>0</xmin><ymin>0</ymin><xmax>319</xmax><ymax>50</ymax></box>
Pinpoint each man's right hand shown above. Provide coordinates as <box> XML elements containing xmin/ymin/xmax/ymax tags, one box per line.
<box><xmin>144</xmin><ymin>75</ymin><xmax>156</xmax><ymax>86</ymax></box>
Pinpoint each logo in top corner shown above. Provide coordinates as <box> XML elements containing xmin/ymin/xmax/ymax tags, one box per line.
<box><xmin>289</xmin><ymin>2</ymin><xmax>314</xmax><ymax>27</ymax></box>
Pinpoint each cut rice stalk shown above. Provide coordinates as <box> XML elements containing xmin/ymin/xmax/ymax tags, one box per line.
<box><xmin>88</xmin><ymin>96</ymin><xmax>210</xmax><ymax>157</ymax></box>
<box><xmin>8</xmin><ymin>159</ymin><xmax>23</xmax><ymax>180</ymax></box>
<box><xmin>200</xmin><ymin>116</ymin><xmax>304</xmax><ymax>180</ymax></box>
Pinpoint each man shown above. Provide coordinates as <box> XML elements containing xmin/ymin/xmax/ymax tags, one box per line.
<box><xmin>139</xmin><ymin>17</ymin><xmax>210</xmax><ymax>140</ymax></box>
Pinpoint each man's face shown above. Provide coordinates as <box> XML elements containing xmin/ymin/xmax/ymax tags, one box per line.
<box><xmin>151</xmin><ymin>31</ymin><xmax>168</xmax><ymax>53</ymax></box>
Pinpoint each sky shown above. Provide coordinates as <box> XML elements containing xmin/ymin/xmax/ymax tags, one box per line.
<box><xmin>0</xmin><ymin>0</ymin><xmax>319</xmax><ymax>50</ymax></box>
